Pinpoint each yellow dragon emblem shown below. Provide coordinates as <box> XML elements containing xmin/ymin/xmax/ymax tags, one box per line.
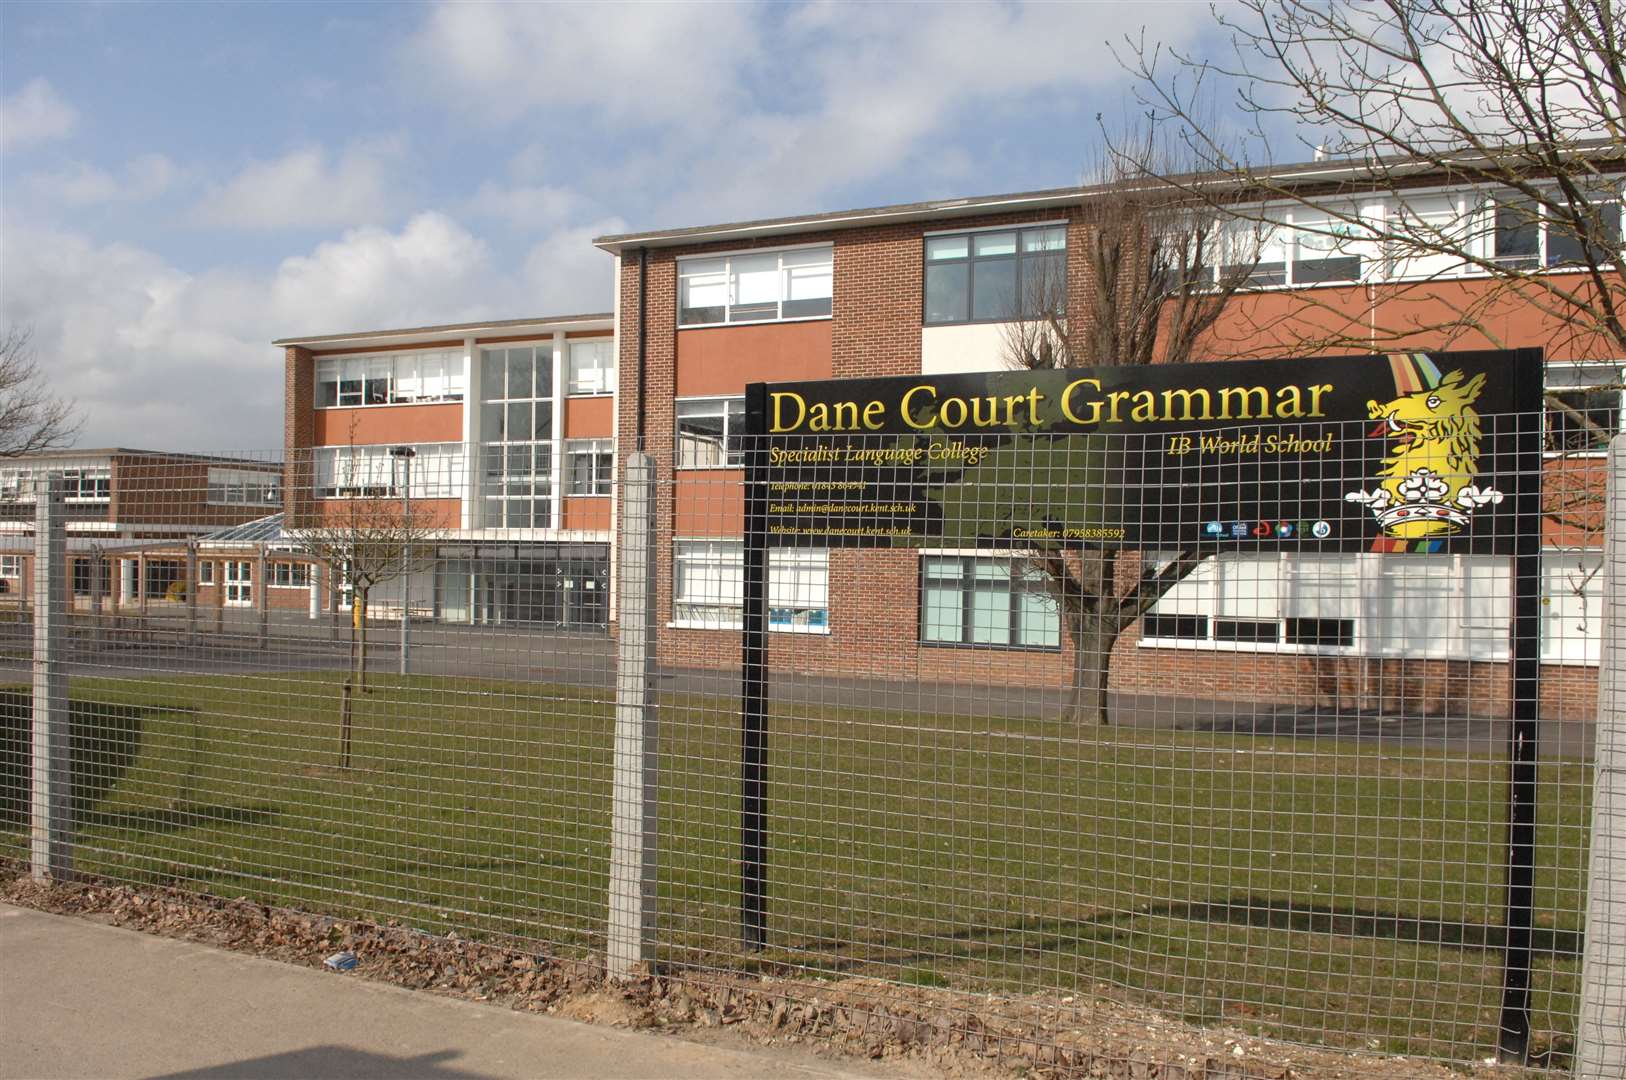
<box><xmin>1344</xmin><ymin>367</ymin><xmax>1503</xmax><ymax>537</ymax></box>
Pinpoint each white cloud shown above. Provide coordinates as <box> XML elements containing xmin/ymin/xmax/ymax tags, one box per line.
<box><xmin>1</xmin><ymin>78</ymin><xmax>78</xmax><ymax>150</ymax></box>
<box><xmin>0</xmin><ymin>212</ymin><xmax>544</xmax><ymax>450</ymax></box>
<box><xmin>464</xmin><ymin>181</ymin><xmax>586</xmax><ymax>231</ymax></box>
<box><xmin>520</xmin><ymin>218</ymin><xmax>625</xmax><ymax>315</ymax></box>
<box><xmin>28</xmin><ymin>153</ymin><xmax>178</xmax><ymax>206</ymax></box>
<box><xmin>192</xmin><ymin>136</ymin><xmax>411</xmax><ymax>230</ymax></box>
<box><xmin>406</xmin><ymin>2</ymin><xmax>760</xmax><ymax>131</ymax></box>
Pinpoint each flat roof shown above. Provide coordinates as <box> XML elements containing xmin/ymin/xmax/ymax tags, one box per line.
<box><xmin>273</xmin><ymin>312</ymin><xmax>612</xmax><ymax>349</ymax></box>
<box><xmin>593</xmin><ymin>139</ymin><xmax>1624</xmax><ymax>253</ymax></box>
<box><xmin>1</xmin><ymin>448</ymin><xmax>282</xmax><ymax>467</ymax></box>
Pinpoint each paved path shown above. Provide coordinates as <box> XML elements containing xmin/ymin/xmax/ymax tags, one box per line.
<box><xmin>0</xmin><ymin>904</ymin><xmax>879</xmax><ymax>1080</ymax></box>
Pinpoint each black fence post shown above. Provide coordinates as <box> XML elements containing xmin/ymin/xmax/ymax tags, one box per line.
<box><xmin>741</xmin><ymin>381</ymin><xmax>769</xmax><ymax>951</ymax></box>
<box><xmin>1498</xmin><ymin>348</ymin><xmax>1545</xmax><ymax>1063</ymax></box>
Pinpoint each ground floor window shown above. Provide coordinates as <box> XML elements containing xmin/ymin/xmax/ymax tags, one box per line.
<box><xmin>1141</xmin><ymin>550</ymin><xmax>1599</xmax><ymax>664</ymax></box>
<box><xmin>198</xmin><ymin>560</ymin><xmax>215</xmax><ymax>585</ymax></box>
<box><xmin>224</xmin><ymin>560</ymin><xmax>253</xmax><ymax>606</ymax></box>
<box><xmin>271</xmin><ymin>561</ymin><xmax>309</xmax><ymax>588</ymax></box>
<box><xmin>672</xmin><ymin>540</ymin><xmax>828</xmax><ymax>631</ymax></box>
<box><xmin>920</xmin><ymin>555</ymin><xmax>1060</xmax><ymax>648</ymax></box>
<box><xmin>0</xmin><ymin>555</ymin><xmax>18</xmax><ymax>578</ymax></box>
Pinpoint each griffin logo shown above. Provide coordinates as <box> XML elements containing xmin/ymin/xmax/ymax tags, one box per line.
<box><xmin>1345</xmin><ymin>356</ymin><xmax>1503</xmax><ymax>539</ymax></box>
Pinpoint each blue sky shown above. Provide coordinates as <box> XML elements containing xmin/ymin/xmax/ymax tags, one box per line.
<box><xmin>2</xmin><ymin>1</ymin><xmax>1221</xmax><ymax>450</ymax></box>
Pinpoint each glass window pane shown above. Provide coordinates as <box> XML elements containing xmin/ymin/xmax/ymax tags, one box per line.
<box><xmin>1022</xmin><ymin>226</ymin><xmax>1066</xmax><ymax>252</ymax></box>
<box><xmin>481</xmin><ymin>352</ymin><xmax>505</xmax><ymax>400</ymax></box>
<box><xmin>1019</xmin><ymin>589</ymin><xmax>1060</xmax><ymax>646</ymax></box>
<box><xmin>482</xmin><ymin>403</ymin><xmax>505</xmax><ymax>441</ymax></box>
<box><xmin>534</xmin><ymin>403</ymin><xmax>553</xmax><ymax>440</ymax></box>
<box><xmin>534</xmin><ymin>345</ymin><xmax>554</xmax><ymax>399</ymax></box>
<box><xmin>970</xmin><ymin>585</ymin><xmax>1012</xmax><ymax>644</ymax></box>
<box><xmin>506</xmin><ymin>499</ymin><xmax>531</xmax><ymax>528</ymax></box>
<box><xmin>507</xmin><ymin>402</ymin><xmax>530</xmax><ymax>440</ymax></box>
<box><xmin>974</xmin><ymin>232</ymin><xmax>1017</xmax><ymax>257</ymax></box>
<box><xmin>971</xmin><ymin>258</ymin><xmax>1018</xmax><ymax>320</ymax></box>
<box><xmin>926</xmin><ymin>236</ymin><xmax>969</xmax><ymax>261</ymax></box>
<box><xmin>508</xmin><ymin>349</ymin><xmax>534</xmax><ymax>399</ymax></box>
<box><xmin>317</xmin><ymin>378</ymin><xmax>338</xmax><ymax>408</ymax></box>
<box><xmin>925</xmin><ymin>263</ymin><xmax>969</xmax><ymax>323</ymax></box>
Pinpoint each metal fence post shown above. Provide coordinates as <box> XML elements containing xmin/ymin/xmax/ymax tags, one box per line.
<box><xmin>1579</xmin><ymin>436</ymin><xmax>1626</xmax><ymax>1077</ymax></box>
<box><xmin>256</xmin><ymin>546</ymin><xmax>269</xmax><ymax>649</ymax></box>
<box><xmin>185</xmin><ymin>540</ymin><xmax>199</xmax><ymax>645</ymax></box>
<box><xmin>31</xmin><ymin>472</ymin><xmax>71</xmax><ymax>881</ymax></box>
<box><xmin>607</xmin><ymin>452</ymin><xmax>658</xmax><ymax>979</ymax></box>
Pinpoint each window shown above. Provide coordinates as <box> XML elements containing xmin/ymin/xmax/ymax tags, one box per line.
<box><xmin>678</xmin><ymin>246</ymin><xmax>833</xmax><ymax>326</ymax></box>
<box><xmin>920</xmin><ymin>556</ymin><xmax>1060</xmax><ymax>648</ymax></box>
<box><xmin>0</xmin><ymin>556</ymin><xmax>19</xmax><ymax>578</ymax></box>
<box><xmin>62</xmin><ymin>468</ymin><xmax>111</xmax><ymax>502</ymax></box>
<box><xmin>1142</xmin><ymin>552</ymin><xmax>1511</xmax><ymax>659</ymax></box>
<box><xmin>271</xmin><ymin>562</ymin><xmax>309</xmax><ymax>588</ymax></box>
<box><xmin>0</xmin><ymin>469</ymin><xmax>31</xmax><ymax>501</ymax></box>
<box><xmin>676</xmin><ymin>397</ymin><xmax>745</xmax><ymax>468</ymax></box>
<box><xmin>566</xmin><ymin>339</ymin><xmax>615</xmax><ymax>395</ymax></box>
<box><xmin>198</xmin><ymin>560</ymin><xmax>215</xmax><ymax>585</ymax></box>
<box><xmin>924</xmin><ymin>225</ymin><xmax>1065</xmax><ymax>325</ymax></box>
<box><xmin>313</xmin><ymin>443</ymin><xmax>464</xmax><ymax>498</ymax></box>
<box><xmin>1544</xmin><ymin>550</ymin><xmax>1603</xmax><ymax>663</ymax></box>
<box><xmin>315</xmin><ymin>351</ymin><xmax>466</xmax><ymax>408</ymax></box>
<box><xmin>207</xmin><ymin>467</ymin><xmax>281</xmax><ymax>506</ymax></box>
<box><xmin>1546</xmin><ymin>363</ymin><xmax>1624</xmax><ymax>454</ymax></box>
<box><xmin>1491</xmin><ymin>189</ymin><xmax>1623</xmax><ymax>270</ymax></box>
<box><xmin>672</xmin><ymin>540</ymin><xmax>828</xmax><ymax>631</ymax></box>
<box><xmin>224</xmin><ymin>561</ymin><xmax>252</xmax><ymax>605</ymax></box>
<box><xmin>480</xmin><ymin>344</ymin><xmax>555</xmax><ymax>529</ymax></box>
<box><xmin>565</xmin><ymin>440</ymin><xmax>614</xmax><ymax>496</ymax></box>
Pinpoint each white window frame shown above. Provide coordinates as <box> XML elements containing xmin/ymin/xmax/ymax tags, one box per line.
<box><xmin>1544</xmin><ymin>361</ymin><xmax>1625</xmax><ymax>458</ymax></box>
<box><xmin>675</xmin><ymin>396</ymin><xmax>745</xmax><ymax>469</ymax></box>
<box><xmin>677</xmin><ymin>244</ymin><xmax>833</xmax><ymax>328</ymax></box>
<box><xmin>565</xmin><ymin>339</ymin><xmax>616</xmax><ymax>396</ymax></box>
<box><xmin>62</xmin><ymin>468</ymin><xmax>111</xmax><ymax>503</ymax></box>
<box><xmin>922</xmin><ymin>224</ymin><xmax>1068</xmax><ymax>326</ymax></box>
<box><xmin>1542</xmin><ymin>547</ymin><xmax>1603</xmax><ymax>665</ymax></box>
<box><xmin>270</xmin><ymin>561</ymin><xmax>309</xmax><ymax>588</ymax></box>
<box><xmin>223</xmin><ymin>560</ymin><xmax>253</xmax><ymax>606</ymax></box>
<box><xmin>314</xmin><ymin>350</ymin><xmax>468</xmax><ymax>409</ymax></box>
<box><xmin>919</xmin><ymin>554</ymin><xmax>1061</xmax><ymax>649</ymax></box>
<box><xmin>0</xmin><ymin>555</ymin><xmax>19</xmax><ymax>578</ymax></box>
<box><xmin>198</xmin><ymin>560</ymin><xmax>215</xmax><ymax>585</ymax></box>
<box><xmin>670</xmin><ymin>539</ymin><xmax>829</xmax><ymax>633</ymax></box>
<box><xmin>479</xmin><ymin>343</ymin><xmax>556</xmax><ymax>530</ymax></box>
<box><xmin>565</xmin><ymin>439</ymin><xmax>614</xmax><ymax>496</ymax></box>
<box><xmin>313</xmin><ymin>443</ymin><xmax>465</xmax><ymax>499</ymax></box>
<box><xmin>207</xmin><ymin>467</ymin><xmax>281</xmax><ymax>507</ymax></box>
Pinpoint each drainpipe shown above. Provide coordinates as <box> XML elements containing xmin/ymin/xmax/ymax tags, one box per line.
<box><xmin>637</xmin><ymin>246</ymin><xmax>649</xmax><ymax>453</ymax></box>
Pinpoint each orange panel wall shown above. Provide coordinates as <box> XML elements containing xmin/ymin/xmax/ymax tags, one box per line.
<box><xmin>564</xmin><ymin>396</ymin><xmax>614</xmax><ymax>438</ymax></box>
<box><xmin>314</xmin><ymin>404</ymin><xmax>463</xmax><ymax>445</ymax></box>
<box><xmin>563</xmin><ymin>496</ymin><xmax>611</xmax><ymax>532</ymax></box>
<box><xmin>675</xmin><ymin>320</ymin><xmax>833</xmax><ymax>397</ymax></box>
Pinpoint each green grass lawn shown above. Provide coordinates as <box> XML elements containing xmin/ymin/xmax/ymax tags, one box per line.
<box><xmin>0</xmin><ymin>671</ymin><xmax>1592</xmax><ymax>1061</ymax></box>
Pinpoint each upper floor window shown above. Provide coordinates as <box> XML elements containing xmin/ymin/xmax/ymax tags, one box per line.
<box><xmin>1493</xmin><ymin>190</ymin><xmax>1623</xmax><ymax>270</ymax></box>
<box><xmin>565</xmin><ymin>439</ymin><xmax>614</xmax><ymax>495</ymax></box>
<box><xmin>313</xmin><ymin>443</ymin><xmax>465</xmax><ymax>499</ymax></box>
<box><xmin>63</xmin><ymin>468</ymin><xmax>111</xmax><ymax>502</ymax></box>
<box><xmin>924</xmin><ymin>225</ymin><xmax>1066</xmax><ymax>325</ymax></box>
<box><xmin>566</xmin><ymin>339</ymin><xmax>615</xmax><ymax>395</ymax></box>
<box><xmin>207</xmin><ymin>467</ymin><xmax>280</xmax><ymax>506</ymax></box>
<box><xmin>316</xmin><ymin>350</ymin><xmax>466</xmax><ymax>408</ymax></box>
<box><xmin>676</xmin><ymin>397</ymin><xmax>745</xmax><ymax>468</ymax></box>
<box><xmin>678</xmin><ymin>246</ymin><xmax>833</xmax><ymax>327</ymax></box>
<box><xmin>1546</xmin><ymin>363</ymin><xmax>1624</xmax><ymax>454</ymax></box>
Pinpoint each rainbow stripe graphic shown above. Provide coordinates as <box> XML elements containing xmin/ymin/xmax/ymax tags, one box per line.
<box><xmin>1369</xmin><ymin>353</ymin><xmax>1448</xmax><ymax>552</ymax></box>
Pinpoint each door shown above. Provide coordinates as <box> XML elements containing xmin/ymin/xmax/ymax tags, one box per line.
<box><xmin>224</xmin><ymin>561</ymin><xmax>253</xmax><ymax>606</ymax></box>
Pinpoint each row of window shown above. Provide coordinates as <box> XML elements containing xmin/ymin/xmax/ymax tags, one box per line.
<box><xmin>314</xmin><ymin>442</ymin><xmax>614</xmax><ymax>504</ymax></box>
<box><xmin>663</xmin><ymin>546</ymin><xmax>1602</xmax><ymax>662</ymax></box>
<box><xmin>669</xmin><ymin>186</ymin><xmax>1623</xmax><ymax>331</ymax></box>
<box><xmin>314</xmin><ymin>339</ymin><xmax>615</xmax><ymax>410</ymax></box>
<box><xmin>205</xmin><ymin>467</ymin><xmax>281</xmax><ymax>506</ymax></box>
<box><xmin>0</xmin><ymin>467</ymin><xmax>111</xmax><ymax>502</ymax></box>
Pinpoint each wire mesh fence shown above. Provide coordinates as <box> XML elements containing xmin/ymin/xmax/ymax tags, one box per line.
<box><xmin>0</xmin><ymin>415</ymin><xmax>1616</xmax><ymax>1070</ymax></box>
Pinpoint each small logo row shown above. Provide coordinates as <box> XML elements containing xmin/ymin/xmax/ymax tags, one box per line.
<box><xmin>1204</xmin><ymin>519</ymin><xmax>1334</xmax><ymax>540</ymax></box>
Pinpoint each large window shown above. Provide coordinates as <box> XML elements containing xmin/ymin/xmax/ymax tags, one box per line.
<box><xmin>678</xmin><ymin>246</ymin><xmax>832</xmax><ymax>326</ymax></box>
<box><xmin>672</xmin><ymin>540</ymin><xmax>828</xmax><ymax>631</ymax></box>
<box><xmin>1142</xmin><ymin>552</ymin><xmax>1514</xmax><ymax>659</ymax></box>
<box><xmin>1494</xmin><ymin>190</ymin><xmax>1624</xmax><ymax>269</ymax></box>
<box><xmin>313</xmin><ymin>443</ymin><xmax>464</xmax><ymax>498</ymax></box>
<box><xmin>676</xmin><ymin>397</ymin><xmax>745</xmax><ymax>468</ymax></box>
<box><xmin>207</xmin><ymin>467</ymin><xmax>280</xmax><ymax>506</ymax></box>
<box><xmin>480</xmin><ymin>345</ymin><xmax>555</xmax><ymax>529</ymax></box>
<box><xmin>316</xmin><ymin>350</ymin><xmax>466</xmax><ymax>408</ymax></box>
<box><xmin>62</xmin><ymin>468</ymin><xmax>111</xmax><ymax>502</ymax></box>
<box><xmin>1546</xmin><ymin>363</ymin><xmax>1625</xmax><ymax>454</ymax></box>
<box><xmin>566</xmin><ymin>439</ymin><xmax>614</xmax><ymax>495</ymax></box>
<box><xmin>924</xmin><ymin>225</ymin><xmax>1066</xmax><ymax>325</ymax></box>
<box><xmin>0</xmin><ymin>556</ymin><xmax>19</xmax><ymax>578</ymax></box>
<box><xmin>920</xmin><ymin>556</ymin><xmax>1060</xmax><ymax>648</ymax></box>
<box><xmin>566</xmin><ymin>339</ymin><xmax>615</xmax><ymax>395</ymax></box>
<box><xmin>271</xmin><ymin>562</ymin><xmax>310</xmax><ymax>588</ymax></box>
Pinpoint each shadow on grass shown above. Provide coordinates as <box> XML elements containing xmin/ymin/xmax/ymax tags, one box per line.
<box><xmin>80</xmin><ymin>802</ymin><xmax>280</xmax><ymax>836</ymax></box>
<box><xmin>776</xmin><ymin>893</ymin><xmax>1582</xmax><ymax>976</ymax></box>
<box><xmin>0</xmin><ymin>689</ymin><xmax>178</xmax><ymax>828</ymax></box>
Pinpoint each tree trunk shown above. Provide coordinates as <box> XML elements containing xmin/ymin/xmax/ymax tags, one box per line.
<box><xmin>1069</xmin><ymin>613</ymin><xmax>1114</xmax><ymax>725</ymax></box>
<box><xmin>356</xmin><ymin>591</ymin><xmax>369</xmax><ymax>694</ymax></box>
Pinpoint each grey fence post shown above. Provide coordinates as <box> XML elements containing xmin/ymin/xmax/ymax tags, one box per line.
<box><xmin>608</xmin><ymin>452</ymin><xmax>658</xmax><ymax>979</ymax></box>
<box><xmin>31</xmin><ymin>472</ymin><xmax>71</xmax><ymax>881</ymax></box>
<box><xmin>1579</xmin><ymin>435</ymin><xmax>1626</xmax><ymax>1076</ymax></box>
<box><xmin>256</xmin><ymin>547</ymin><xmax>269</xmax><ymax>649</ymax></box>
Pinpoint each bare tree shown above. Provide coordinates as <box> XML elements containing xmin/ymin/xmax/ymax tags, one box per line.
<box><xmin>1121</xmin><ymin>0</ymin><xmax>1624</xmax><ymax>357</ymax></box>
<box><xmin>999</xmin><ymin>135</ymin><xmax>1306</xmax><ymax>725</ymax></box>
<box><xmin>290</xmin><ymin>442</ymin><xmax>439</xmax><ymax>768</ymax></box>
<box><xmin>0</xmin><ymin>326</ymin><xmax>79</xmax><ymax>455</ymax></box>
